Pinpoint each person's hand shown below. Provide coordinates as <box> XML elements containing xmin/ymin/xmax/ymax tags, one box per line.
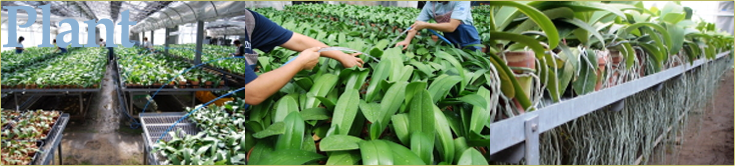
<box><xmin>296</xmin><ymin>47</ymin><xmax>322</xmax><ymax>70</ymax></box>
<box><xmin>395</xmin><ymin>40</ymin><xmax>411</xmax><ymax>50</ymax></box>
<box><xmin>337</xmin><ymin>52</ymin><xmax>364</xmax><ymax>68</ymax></box>
<box><xmin>411</xmin><ymin>21</ymin><xmax>430</xmax><ymax>31</ymax></box>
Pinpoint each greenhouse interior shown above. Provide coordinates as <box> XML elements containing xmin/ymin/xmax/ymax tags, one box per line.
<box><xmin>0</xmin><ymin>1</ymin><xmax>733</xmax><ymax>165</ymax></box>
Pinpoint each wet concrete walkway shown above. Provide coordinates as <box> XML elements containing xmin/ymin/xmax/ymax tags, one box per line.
<box><xmin>58</xmin><ymin>63</ymin><xmax>144</xmax><ymax>165</ymax></box>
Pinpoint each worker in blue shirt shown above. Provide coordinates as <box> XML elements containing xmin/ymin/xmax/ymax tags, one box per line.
<box><xmin>396</xmin><ymin>1</ymin><xmax>482</xmax><ymax>51</ymax></box>
<box><xmin>15</xmin><ymin>36</ymin><xmax>25</xmax><ymax>54</ymax></box>
<box><xmin>243</xmin><ymin>9</ymin><xmax>364</xmax><ymax>105</ymax></box>
<box><xmin>53</xmin><ymin>39</ymin><xmax>67</xmax><ymax>54</ymax></box>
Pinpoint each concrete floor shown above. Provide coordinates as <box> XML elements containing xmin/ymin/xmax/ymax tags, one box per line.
<box><xmin>57</xmin><ymin>64</ymin><xmax>145</xmax><ymax>165</ymax></box>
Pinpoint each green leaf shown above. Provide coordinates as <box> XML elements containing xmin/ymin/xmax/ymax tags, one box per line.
<box><xmin>427</xmin><ymin>75</ymin><xmax>462</xmax><ymax>103</ymax></box>
<box><xmin>320</xmin><ymin>135</ymin><xmax>364</xmax><ymax>151</ymax></box>
<box><xmin>359</xmin><ymin>101</ymin><xmax>382</xmax><ymax>123</ymax></box>
<box><xmin>409</xmin><ymin>90</ymin><xmax>436</xmax><ymax>136</ymax></box>
<box><xmin>330</xmin><ymin>89</ymin><xmax>361</xmax><ymax>136</ymax></box>
<box><xmin>561</xmin><ymin>18</ymin><xmax>606</xmax><ymax>48</ymax></box>
<box><xmin>377</xmin><ymin>81</ymin><xmax>408</xmax><ymax>128</ymax></box>
<box><xmin>384</xmin><ymin>140</ymin><xmax>426</xmax><ymax>165</ymax></box>
<box><xmin>453</xmin><ymin>137</ymin><xmax>470</xmax><ymax>164</ymax></box>
<box><xmin>256</xmin><ymin>149</ymin><xmax>326</xmax><ymax>165</ymax></box>
<box><xmin>410</xmin><ymin>131</ymin><xmax>435</xmax><ymax>164</ymax></box>
<box><xmin>467</xmin><ymin>88</ymin><xmax>490</xmax><ymax>134</ymax></box>
<box><xmin>273</xmin><ymin>95</ymin><xmax>299</xmax><ymax>123</ymax></box>
<box><xmin>365</xmin><ymin>59</ymin><xmax>393</xmax><ymax>102</ymax></box>
<box><xmin>359</xmin><ymin>140</ymin><xmax>394</xmax><ymax>165</ymax></box>
<box><xmin>489</xmin><ymin>31</ymin><xmax>546</xmax><ymax>59</ymax></box>
<box><xmin>314</xmin><ymin>96</ymin><xmax>336</xmax><ymax>111</ymax></box>
<box><xmin>304</xmin><ymin>74</ymin><xmax>339</xmax><ymax>110</ymax></box>
<box><xmin>485</xmin><ymin>1</ymin><xmax>560</xmax><ymax>49</ymax></box>
<box><xmin>276</xmin><ymin>112</ymin><xmax>305</xmax><ymax>150</ymax></box>
<box><xmin>457</xmin><ymin>148</ymin><xmax>489</xmax><ymax>165</ymax></box>
<box><xmin>253</xmin><ymin>122</ymin><xmax>286</xmax><ymax>139</ymax></box>
<box><xmin>344</xmin><ymin>68</ymin><xmax>370</xmax><ymax>90</ymax></box>
<box><xmin>391</xmin><ymin>113</ymin><xmax>411</xmax><ymax>145</ymax></box>
<box><xmin>326</xmin><ymin>151</ymin><xmax>361</xmax><ymax>165</ymax></box>
<box><xmin>404</xmin><ymin>81</ymin><xmax>428</xmax><ymax>109</ymax></box>
<box><xmin>300</xmin><ymin>108</ymin><xmax>330</xmax><ymax>121</ymax></box>
<box><xmin>248</xmin><ymin>141</ymin><xmax>274</xmax><ymax>164</ymax></box>
<box><xmin>433</xmin><ymin>105</ymin><xmax>456</xmax><ymax>164</ymax></box>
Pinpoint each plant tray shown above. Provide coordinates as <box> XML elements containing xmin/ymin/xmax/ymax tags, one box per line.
<box><xmin>139</xmin><ymin>112</ymin><xmax>200</xmax><ymax>148</ymax></box>
<box><xmin>0</xmin><ymin>140</ymin><xmax>44</xmax><ymax>165</ymax></box>
<box><xmin>2</xmin><ymin>110</ymin><xmax>62</xmax><ymax>142</ymax></box>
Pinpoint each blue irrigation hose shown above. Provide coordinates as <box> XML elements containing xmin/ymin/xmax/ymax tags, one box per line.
<box><xmin>427</xmin><ymin>29</ymin><xmax>454</xmax><ymax>46</ymax></box>
<box><xmin>156</xmin><ymin>87</ymin><xmax>246</xmax><ymax>143</ymax></box>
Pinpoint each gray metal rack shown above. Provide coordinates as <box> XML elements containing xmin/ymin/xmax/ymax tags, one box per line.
<box><xmin>139</xmin><ymin>112</ymin><xmax>200</xmax><ymax>165</ymax></box>
<box><xmin>488</xmin><ymin>51</ymin><xmax>732</xmax><ymax>165</ymax></box>
<box><xmin>35</xmin><ymin>113</ymin><xmax>70</xmax><ymax>165</ymax></box>
<box><xmin>1</xmin><ymin>88</ymin><xmax>99</xmax><ymax>117</ymax></box>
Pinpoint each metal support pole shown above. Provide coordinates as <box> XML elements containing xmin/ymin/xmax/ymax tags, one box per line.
<box><xmin>195</xmin><ymin>21</ymin><xmax>204</xmax><ymax>64</ymax></box>
<box><xmin>78</xmin><ymin>94</ymin><xmax>83</xmax><ymax>116</ymax></box>
<box><xmin>524</xmin><ymin>116</ymin><xmax>540</xmax><ymax>165</ymax></box>
<box><xmin>165</xmin><ymin>27</ymin><xmax>170</xmax><ymax>55</ymax></box>
<box><xmin>58</xmin><ymin>142</ymin><xmax>63</xmax><ymax>164</ymax></box>
<box><xmin>150</xmin><ymin>30</ymin><xmax>155</xmax><ymax>46</ymax></box>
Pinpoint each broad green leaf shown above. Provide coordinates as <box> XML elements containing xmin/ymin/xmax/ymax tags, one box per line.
<box><xmin>512</xmin><ymin>7</ymin><xmax>575</xmax><ymax>34</ymax></box>
<box><xmin>384</xmin><ymin>140</ymin><xmax>426</xmax><ymax>165</ymax></box>
<box><xmin>273</xmin><ymin>95</ymin><xmax>299</xmax><ymax>123</ymax></box>
<box><xmin>668</xmin><ymin>23</ymin><xmax>686</xmax><ymax>55</ymax></box>
<box><xmin>391</xmin><ymin>113</ymin><xmax>411</xmax><ymax>145</ymax></box>
<box><xmin>359</xmin><ymin>101</ymin><xmax>382</xmax><ymax>123</ymax></box>
<box><xmin>305</xmin><ymin>74</ymin><xmax>339</xmax><ymax>109</ymax></box>
<box><xmin>485</xmin><ymin>1</ymin><xmax>560</xmax><ymax>49</ymax></box>
<box><xmin>404</xmin><ymin>81</ymin><xmax>428</xmax><ymax>109</ymax></box>
<box><xmin>433</xmin><ymin>105</ymin><xmax>456</xmax><ymax>163</ymax></box>
<box><xmin>344</xmin><ymin>68</ymin><xmax>370</xmax><ymax>90</ymax></box>
<box><xmin>562</xmin><ymin>18</ymin><xmax>606</xmax><ymax>48</ymax></box>
<box><xmin>331</xmin><ymin>89</ymin><xmax>361</xmax><ymax>135</ymax></box>
<box><xmin>276</xmin><ymin>112</ymin><xmax>305</xmax><ymax>150</ymax></box>
<box><xmin>326</xmin><ymin>151</ymin><xmax>361</xmax><ymax>165</ymax></box>
<box><xmin>256</xmin><ymin>149</ymin><xmax>325</xmax><ymax>165</ymax></box>
<box><xmin>457</xmin><ymin>148</ymin><xmax>489</xmax><ymax>165</ymax></box>
<box><xmin>248</xmin><ymin>141</ymin><xmax>274</xmax><ymax>164</ymax></box>
<box><xmin>359</xmin><ymin>140</ymin><xmax>394</xmax><ymax>165</ymax></box>
<box><xmin>436</xmin><ymin>51</ymin><xmax>467</xmax><ymax>91</ymax></box>
<box><xmin>410</xmin><ymin>131</ymin><xmax>434</xmax><ymax>165</ymax></box>
<box><xmin>320</xmin><ymin>135</ymin><xmax>364</xmax><ymax>151</ymax></box>
<box><xmin>409</xmin><ymin>90</ymin><xmax>436</xmax><ymax>135</ymax></box>
<box><xmin>300</xmin><ymin>108</ymin><xmax>330</xmax><ymax>121</ymax></box>
<box><xmin>377</xmin><ymin>81</ymin><xmax>408</xmax><ymax>129</ymax></box>
<box><xmin>365</xmin><ymin>59</ymin><xmax>393</xmax><ymax>102</ymax></box>
<box><xmin>427</xmin><ymin>75</ymin><xmax>462</xmax><ymax>103</ymax></box>
<box><xmin>621</xmin><ymin>23</ymin><xmax>672</xmax><ymax>54</ymax></box>
<box><xmin>314</xmin><ymin>96</ymin><xmax>336</xmax><ymax>112</ymax></box>
<box><xmin>467</xmin><ymin>88</ymin><xmax>491</xmax><ymax>133</ymax></box>
<box><xmin>253</xmin><ymin>122</ymin><xmax>286</xmax><ymax>139</ymax></box>
<box><xmin>453</xmin><ymin>137</ymin><xmax>470</xmax><ymax>164</ymax></box>
<box><xmin>489</xmin><ymin>31</ymin><xmax>546</xmax><ymax>59</ymax></box>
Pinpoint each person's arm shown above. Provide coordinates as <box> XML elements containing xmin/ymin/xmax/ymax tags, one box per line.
<box><xmin>396</xmin><ymin>4</ymin><xmax>433</xmax><ymax>50</ymax></box>
<box><xmin>245</xmin><ymin>47</ymin><xmax>321</xmax><ymax>105</ymax></box>
<box><xmin>279</xmin><ymin>33</ymin><xmax>364</xmax><ymax>68</ymax></box>
<box><xmin>414</xmin><ymin>19</ymin><xmax>462</xmax><ymax>33</ymax></box>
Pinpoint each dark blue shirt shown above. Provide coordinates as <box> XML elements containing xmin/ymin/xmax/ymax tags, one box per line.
<box><xmin>244</xmin><ymin>9</ymin><xmax>294</xmax><ymax>84</ymax></box>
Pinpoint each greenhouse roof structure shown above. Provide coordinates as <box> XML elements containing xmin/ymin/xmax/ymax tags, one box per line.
<box><xmin>1</xmin><ymin>1</ymin><xmax>250</xmax><ymax>34</ymax></box>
